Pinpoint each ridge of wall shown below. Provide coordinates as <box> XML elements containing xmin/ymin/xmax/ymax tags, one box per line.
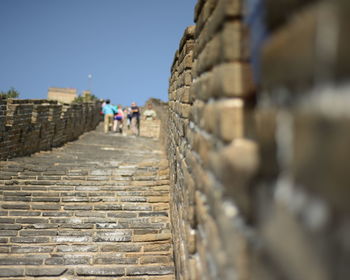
<box><xmin>0</xmin><ymin>99</ymin><xmax>101</xmax><ymax>160</ymax></box>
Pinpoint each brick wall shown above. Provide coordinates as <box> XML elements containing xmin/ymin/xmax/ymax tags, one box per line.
<box><xmin>0</xmin><ymin>99</ymin><xmax>101</xmax><ymax>160</ymax></box>
<box><xmin>167</xmin><ymin>0</ymin><xmax>349</xmax><ymax>280</ymax></box>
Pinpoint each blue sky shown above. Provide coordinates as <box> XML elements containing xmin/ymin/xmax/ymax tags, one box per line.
<box><xmin>0</xmin><ymin>0</ymin><xmax>197</xmax><ymax>105</ymax></box>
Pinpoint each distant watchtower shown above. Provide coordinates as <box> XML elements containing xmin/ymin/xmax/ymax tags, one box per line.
<box><xmin>47</xmin><ymin>87</ymin><xmax>77</xmax><ymax>104</ymax></box>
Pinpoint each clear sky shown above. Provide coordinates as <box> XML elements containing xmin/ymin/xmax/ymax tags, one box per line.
<box><xmin>0</xmin><ymin>0</ymin><xmax>197</xmax><ymax>105</ymax></box>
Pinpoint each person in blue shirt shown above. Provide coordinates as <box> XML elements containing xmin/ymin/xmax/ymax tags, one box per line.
<box><xmin>102</xmin><ymin>99</ymin><xmax>117</xmax><ymax>133</ymax></box>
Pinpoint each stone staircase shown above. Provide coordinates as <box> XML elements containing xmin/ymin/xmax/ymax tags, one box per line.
<box><xmin>0</xmin><ymin>125</ymin><xmax>175</xmax><ymax>279</ymax></box>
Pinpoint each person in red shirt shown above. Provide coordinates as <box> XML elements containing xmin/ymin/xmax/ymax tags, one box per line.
<box><xmin>113</xmin><ymin>104</ymin><xmax>124</xmax><ymax>133</ymax></box>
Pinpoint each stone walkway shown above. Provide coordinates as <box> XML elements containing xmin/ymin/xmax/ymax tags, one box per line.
<box><xmin>0</xmin><ymin>125</ymin><xmax>175</xmax><ymax>279</ymax></box>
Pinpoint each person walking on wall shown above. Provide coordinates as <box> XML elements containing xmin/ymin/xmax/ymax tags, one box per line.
<box><xmin>143</xmin><ymin>103</ymin><xmax>157</xmax><ymax>120</ymax></box>
<box><xmin>113</xmin><ymin>104</ymin><xmax>124</xmax><ymax>133</ymax></box>
<box><xmin>102</xmin><ymin>99</ymin><xmax>117</xmax><ymax>133</ymax></box>
<box><xmin>130</xmin><ymin>102</ymin><xmax>140</xmax><ymax>135</ymax></box>
<box><xmin>126</xmin><ymin>107</ymin><xmax>132</xmax><ymax>130</ymax></box>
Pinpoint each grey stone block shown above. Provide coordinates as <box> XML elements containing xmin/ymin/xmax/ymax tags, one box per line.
<box><xmin>76</xmin><ymin>267</ymin><xmax>125</xmax><ymax>276</ymax></box>
<box><xmin>0</xmin><ymin>224</ymin><xmax>21</xmax><ymax>230</ymax></box>
<box><xmin>64</xmin><ymin>205</ymin><xmax>93</xmax><ymax>210</ymax></box>
<box><xmin>9</xmin><ymin>211</ymin><xmax>41</xmax><ymax>216</ymax></box>
<box><xmin>126</xmin><ymin>265</ymin><xmax>175</xmax><ymax>275</ymax></box>
<box><xmin>19</xmin><ymin>230</ymin><xmax>57</xmax><ymax>236</ymax></box>
<box><xmin>0</xmin><ymin>230</ymin><xmax>18</xmax><ymax>236</ymax></box>
<box><xmin>100</xmin><ymin>244</ymin><xmax>142</xmax><ymax>252</ymax></box>
<box><xmin>122</xmin><ymin>205</ymin><xmax>152</xmax><ymax>211</ymax></box>
<box><xmin>1</xmin><ymin>204</ymin><xmax>29</xmax><ymax>209</ymax></box>
<box><xmin>15</xmin><ymin>218</ymin><xmax>47</xmax><ymax>224</ymax></box>
<box><xmin>139</xmin><ymin>211</ymin><xmax>169</xmax><ymax>217</ymax></box>
<box><xmin>0</xmin><ymin>218</ymin><xmax>15</xmax><ymax>223</ymax></box>
<box><xmin>0</xmin><ymin>257</ymin><xmax>43</xmax><ymax>265</ymax></box>
<box><xmin>57</xmin><ymin>244</ymin><xmax>98</xmax><ymax>252</ymax></box>
<box><xmin>52</xmin><ymin>236</ymin><xmax>90</xmax><ymax>243</ymax></box>
<box><xmin>25</xmin><ymin>267</ymin><xmax>67</xmax><ymax>277</ymax></box>
<box><xmin>94</xmin><ymin>204</ymin><xmax>122</xmax><ymax>210</ymax></box>
<box><xmin>3</xmin><ymin>196</ymin><xmax>31</xmax><ymax>202</ymax></box>
<box><xmin>93</xmin><ymin>231</ymin><xmax>132</xmax><ymax>242</ymax></box>
<box><xmin>32</xmin><ymin>204</ymin><xmax>61</xmax><ymax>210</ymax></box>
<box><xmin>10</xmin><ymin>237</ymin><xmax>50</xmax><ymax>243</ymax></box>
<box><xmin>32</xmin><ymin>197</ymin><xmax>60</xmax><ymax>202</ymax></box>
<box><xmin>0</xmin><ymin>268</ymin><xmax>24</xmax><ymax>277</ymax></box>
<box><xmin>44</xmin><ymin>257</ymin><xmax>64</xmax><ymax>265</ymax></box>
<box><xmin>11</xmin><ymin>246</ymin><xmax>54</xmax><ymax>253</ymax></box>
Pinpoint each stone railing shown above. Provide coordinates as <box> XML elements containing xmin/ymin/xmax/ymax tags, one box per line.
<box><xmin>0</xmin><ymin>99</ymin><xmax>101</xmax><ymax>160</ymax></box>
<box><xmin>143</xmin><ymin>98</ymin><xmax>169</xmax><ymax>145</ymax></box>
<box><xmin>167</xmin><ymin>0</ymin><xmax>349</xmax><ymax>280</ymax></box>
<box><xmin>139</xmin><ymin>119</ymin><xmax>161</xmax><ymax>139</ymax></box>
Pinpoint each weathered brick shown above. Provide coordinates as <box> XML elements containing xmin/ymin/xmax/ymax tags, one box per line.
<box><xmin>9</xmin><ymin>210</ymin><xmax>41</xmax><ymax>216</ymax></box>
<box><xmin>1</xmin><ymin>204</ymin><xmax>29</xmax><ymax>210</ymax></box>
<box><xmin>0</xmin><ymin>218</ymin><xmax>15</xmax><ymax>223</ymax></box>
<box><xmin>101</xmin><ymin>244</ymin><xmax>142</xmax><ymax>252</ymax></box>
<box><xmin>126</xmin><ymin>265</ymin><xmax>175</xmax><ymax>276</ymax></box>
<box><xmin>0</xmin><ymin>257</ymin><xmax>43</xmax><ymax>265</ymax></box>
<box><xmin>20</xmin><ymin>230</ymin><xmax>57</xmax><ymax>236</ymax></box>
<box><xmin>0</xmin><ymin>268</ymin><xmax>24</xmax><ymax>277</ymax></box>
<box><xmin>194</xmin><ymin>63</ymin><xmax>254</xmax><ymax>101</ymax></box>
<box><xmin>0</xmin><ymin>230</ymin><xmax>18</xmax><ymax>236</ymax></box>
<box><xmin>133</xmin><ymin>233</ymin><xmax>172</xmax><ymax>242</ymax></box>
<box><xmin>0</xmin><ymin>224</ymin><xmax>21</xmax><ymax>230</ymax></box>
<box><xmin>25</xmin><ymin>267</ymin><xmax>67</xmax><ymax>277</ymax></box>
<box><xmin>76</xmin><ymin>267</ymin><xmax>125</xmax><ymax>276</ymax></box>
<box><xmin>15</xmin><ymin>218</ymin><xmax>47</xmax><ymax>224</ymax></box>
<box><xmin>64</xmin><ymin>205</ymin><xmax>93</xmax><ymax>210</ymax></box>
<box><xmin>94</xmin><ymin>255</ymin><xmax>138</xmax><ymax>264</ymax></box>
<box><xmin>32</xmin><ymin>197</ymin><xmax>60</xmax><ymax>202</ymax></box>
<box><xmin>140</xmin><ymin>255</ymin><xmax>172</xmax><ymax>264</ymax></box>
<box><xmin>11</xmin><ymin>246</ymin><xmax>54</xmax><ymax>253</ymax></box>
<box><xmin>57</xmin><ymin>244</ymin><xmax>98</xmax><ymax>252</ymax></box>
<box><xmin>11</xmin><ymin>237</ymin><xmax>50</xmax><ymax>243</ymax></box>
<box><xmin>52</xmin><ymin>236</ymin><xmax>90</xmax><ymax>243</ymax></box>
<box><xmin>143</xmin><ymin>243</ymin><xmax>172</xmax><ymax>252</ymax></box>
<box><xmin>93</xmin><ymin>231</ymin><xmax>132</xmax><ymax>242</ymax></box>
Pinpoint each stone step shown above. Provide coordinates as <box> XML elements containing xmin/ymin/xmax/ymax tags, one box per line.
<box><xmin>0</xmin><ymin>126</ymin><xmax>174</xmax><ymax>279</ymax></box>
<box><xmin>0</xmin><ymin>265</ymin><xmax>175</xmax><ymax>277</ymax></box>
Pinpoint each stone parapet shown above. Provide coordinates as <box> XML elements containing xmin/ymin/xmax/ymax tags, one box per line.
<box><xmin>167</xmin><ymin>0</ymin><xmax>257</xmax><ymax>278</ymax></box>
<box><xmin>140</xmin><ymin>120</ymin><xmax>161</xmax><ymax>139</ymax></box>
<box><xmin>167</xmin><ymin>0</ymin><xmax>348</xmax><ymax>280</ymax></box>
<box><xmin>0</xmin><ymin>99</ymin><xmax>101</xmax><ymax>160</ymax></box>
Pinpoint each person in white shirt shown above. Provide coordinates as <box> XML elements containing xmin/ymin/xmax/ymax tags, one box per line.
<box><xmin>143</xmin><ymin>103</ymin><xmax>157</xmax><ymax>120</ymax></box>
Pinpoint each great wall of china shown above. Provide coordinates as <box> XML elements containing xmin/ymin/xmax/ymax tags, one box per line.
<box><xmin>0</xmin><ymin>0</ymin><xmax>349</xmax><ymax>279</ymax></box>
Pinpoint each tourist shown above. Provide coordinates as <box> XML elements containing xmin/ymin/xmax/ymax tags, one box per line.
<box><xmin>130</xmin><ymin>102</ymin><xmax>140</xmax><ymax>135</ymax></box>
<box><xmin>143</xmin><ymin>103</ymin><xmax>157</xmax><ymax>120</ymax></box>
<box><xmin>102</xmin><ymin>99</ymin><xmax>117</xmax><ymax>133</ymax></box>
<box><xmin>113</xmin><ymin>104</ymin><xmax>124</xmax><ymax>133</ymax></box>
<box><xmin>126</xmin><ymin>107</ymin><xmax>132</xmax><ymax>130</ymax></box>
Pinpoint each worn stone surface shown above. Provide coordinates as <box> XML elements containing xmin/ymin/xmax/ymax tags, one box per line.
<box><xmin>0</xmin><ymin>124</ymin><xmax>174</xmax><ymax>279</ymax></box>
